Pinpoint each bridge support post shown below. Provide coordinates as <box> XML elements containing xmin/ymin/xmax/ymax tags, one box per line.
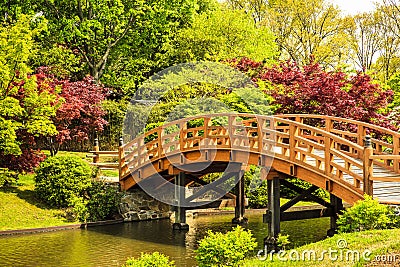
<box><xmin>173</xmin><ymin>172</ymin><xmax>189</xmax><ymax>230</ymax></box>
<box><xmin>232</xmin><ymin>171</ymin><xmax>248</xmax><ymax>224</ymax></box>
<box><xmin>327</xmin><ymin>194</ymin><xmax>343</xmax><ymax>237</ymax></box>
<box><xmin>264</xmin><ymin>176</ymin><xmax>281</xmax><ymax>251</ymax></box>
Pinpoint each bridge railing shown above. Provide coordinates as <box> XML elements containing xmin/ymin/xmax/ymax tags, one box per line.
<box><xmin>278</xmin><ymin>115</ymin><xmax>400</xmax><ymax>174</ymax></box>
<box><xmin>119</xmin><ymin>113</ymin><xmax>278</xmax><ymax>181</ymax></box>
<box><xmin>273</xmin><ymin>116</ymin><xmax>366</xmax><ymax>196</ymax></box>
<box><xmin>118</xmin><ymin>113</ymin><xmax>400</xmax><ymax>200</ymax></box>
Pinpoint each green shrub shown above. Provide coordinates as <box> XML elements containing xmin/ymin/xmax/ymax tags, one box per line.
<box><xmin>34</xmin><ymin>155</ymin><xmax>92</xmax><ymax>208</ymax></box>
<box><xmin>85</xmin><ymin>182</ymin><xmax>121</xmax><ymax>222</ymax></box>
<box><xmin>337</xmin><ymin>195</ymin><xmax>399</xmax><ymax>233</ymax></box>
<box><xmin>69</xmin><ymin>196</ymin><xmax>89</xmax><ymax>222</ymax></box>
<box><xmin>69</xmin><ymin>182</ymin><xmax>122</xmax><ymax>222</ymax></box>
<box><xmin>122</xmin><ymin>252</ymin><xmax>175</xmax><ymax>267</ymax></box>
<box><xmin>245</xmin><ymin>166</ymin><xmax>268</xmax><ymax>208</ymax></box>
<box><xmin>0</xmin><ymin>168</ymin><xmax>18</xmax><ymax>187</ymax></box>
<box><xmin>247</xmin><ymin>180</ymin><xmax>268</xmax><ymax>208</ymax></box>
<box><xmin>195</xmin><ymin>226</ymin><xmax>257</xmax><ymax>267</ymax></box>
<box><xmin>277</xmin><ymin>234</ymin><xmax>290</xmax><ymax>250</ymax></box>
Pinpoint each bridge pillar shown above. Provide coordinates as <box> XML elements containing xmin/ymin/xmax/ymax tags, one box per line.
<box><xmin>327</xmin><ymin>194</ymin><xmax>343</xmax><ymax>237</ymax></box>
<box><xmin>264</xmin><ymin>176</ymin><xmax>281</xmax><ymax>251</ymax></box>
<box><xmin>232</xmin><ymin>171</ymin><xmax>248</xmax><ymax>224</ymax></box>
<box><xmin>173</xmin><ymin>172</ymin><xmax>189</xmax><ymax>230</ymax></box>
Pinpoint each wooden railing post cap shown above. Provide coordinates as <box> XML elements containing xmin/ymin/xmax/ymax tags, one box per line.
<box><xmin>364</xmin><ymin>135</ymin><xmax>372</xmax><ymax>147</ymax></box>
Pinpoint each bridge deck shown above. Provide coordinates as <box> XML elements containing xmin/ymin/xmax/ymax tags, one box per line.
<box><xmin>308</xmin><ymin>149</ymin><xmax>400</xmax><ymax>203</ymax></box>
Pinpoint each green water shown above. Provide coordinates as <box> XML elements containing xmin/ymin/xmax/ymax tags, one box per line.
<box><xmin>0</xmin><ymin>212</ymin><xmax>330</xmax><ymax>267</ymax></box>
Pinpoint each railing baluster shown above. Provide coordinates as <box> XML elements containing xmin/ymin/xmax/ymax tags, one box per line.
<box><xmin>157</xmin><ymin>127</ymin><xmax>163</xmax><ymax>158</ymax></box>
<box><xmin>228</xmin><ymin>114</ymin><xmax>234</xmax><ymax>148</ymax></box>
<box><xmin>393</xmin><ymin>135</ymin><xmax>399</xmax><ymax>172</ymax></box>
<box><xmin>324</xmin><ymin>136</ymin><xmax>333</xmax><ymax>176</ymax></box>
<box><xmin>325</xmin><ymin>118</ymin><xmax>332</xmax><ymax>133</ymax></box>
<box><xmin>258</xmin><ymin>117</ymin><xmax>263</xmax><ymax>152</ymax></box>
<box><xmin>363</xmin><ymin>135</ymin><xmax>374</xmax><ymax>195</ymax></box>
<box><xmin>204</xmin><ymin>117</ymin><xmax>210</xmax><ymax>148</ymax></box>
<box><xmin>289</xmin><ymin>122</ymin><xmax>298</xmax><ymax>161</ymax></box>
<box><xmin>179</xmin><ymin>122</ymin><xmax>186</xmax><ymax>151</ymax></box>
<box><xmin>118</xmin><ymin>137</ymin><xmax>125</xmax><ymax>184</ymax></box>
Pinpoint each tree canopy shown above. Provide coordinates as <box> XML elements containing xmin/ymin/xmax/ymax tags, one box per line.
<box><xmin>1</xmin><ymin>0</ymin><xmax>400</xmax><ymax>175</ymax></box>
<box><xmin>172</xmin><ymin>7</ymin><xmax>278</xmax><ymax>63</ymax></box>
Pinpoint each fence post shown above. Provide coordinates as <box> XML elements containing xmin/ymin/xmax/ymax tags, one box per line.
<box><xmin>93</xmin><ymin>137</ymin><xmax>100</xmax><ymax>164</ymax></box>
<box><xmin>363</xmin><ymin>135</ymin><xmax>374</xmax><ymax>195</ymax></box>
<box><xmin>118</xmin><ymin>137</ymin><xmax>125</xmax><ymax>183</ymax></box>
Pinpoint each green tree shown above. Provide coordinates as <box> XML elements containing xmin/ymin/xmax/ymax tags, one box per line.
<box><xmin>345</xmin><ymin>12</ymin><xmax>383</xmax><ymax>73</ymax></box>
<box><xmin>0</xmin><ymin>15</ymin><xmax>60</xmax><ymax>174</ymax></box>
<box><xmin>373</xmin><ymin>1</ymin><xmax>400</xmax><ymax>81</ymax></box>
<box><xmin>172</xmin><ymin>7</ymin><xmax>278</xmax><ymax>63</ymax></box>
<box><xmin>37</xmin><ymin>0</ymin><xmax>140</xmax><ymax>82</ymax></box>
<box><xmin>0</xmin><ymin>0</ymin><xmax>38</xmax><ymax>24</ymax></box>
<box><xmin>101</xmin><ymin>0</ymin><xmax>209</xmax><ymax>96</ymax></box>
<box><xmin>266</xmin><ymin>0</ymin><xmax>350</xmax><ymax>68</ymax></box>
<box><xmin>225</xmin><ymin>0</ymin><xmax>270</xmax><ymax>23</ymax></box>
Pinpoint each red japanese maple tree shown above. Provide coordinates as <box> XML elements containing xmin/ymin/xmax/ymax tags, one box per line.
<box><xmin>230</xmin><ymin>58</ymin><xmax>394</xmax><ymax>129</ymax></box>
<box><xmin>36</xmin><ymin>68</ymin><xmax>109</xmax><ymax>156</ymax></box>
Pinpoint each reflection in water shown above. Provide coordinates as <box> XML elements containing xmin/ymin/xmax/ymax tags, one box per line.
<box><xmin>0</xmin><ymin>212</ymin><xmax>329</xmax><ymax>267</ymax></box>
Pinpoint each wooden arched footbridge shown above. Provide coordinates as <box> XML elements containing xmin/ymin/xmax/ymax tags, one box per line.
<box><xmin>93</xmin><ymin>113</ymin><xmax>400</xmax><ymax>238</ymax></box>
<box><xmin>117</xmin><ymin>113</ymin><xmax>400</xmax><ymax>204</ymax></box>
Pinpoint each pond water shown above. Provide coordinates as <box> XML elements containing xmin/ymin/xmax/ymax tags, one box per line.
<box><xmin>0</xmin><ymin>211</ymin><xmax>330</xmax><ymax>267</ymax></box>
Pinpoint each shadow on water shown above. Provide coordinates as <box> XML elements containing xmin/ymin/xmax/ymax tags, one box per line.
<box><xmin>86</xmin><ymin>218</ymin><xmax>189</xmax><ymax>247</ymax></box>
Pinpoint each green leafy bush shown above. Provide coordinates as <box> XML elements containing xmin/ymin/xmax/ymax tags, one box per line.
<box><xmin>85</xmin><ymin>182</ymin><xmax>121</xmax><ymax>222</ymax></box>
<box><xmin>122</xmin><ymin>252</ymin><xmax>175</xmax><ymax>267</ymax></box>
<box><xmin>195</xmin><ymin>226</ymin><xmax>257</xmax><ymax>267</ymax></box>
<box><xmin>0</xmin><ymin>168</ymin><xmax>18</xmax><ymax>187</ymax></box>
<box><xmin>245</xmin><ymin>166</ymin><xmax>268</xmax><ymax>208</ymax></box>
<box><xmin>69</xmin><ymin>182</ymin><xmax>122</xmax><ymax>222</ymax></box>
<box><xmin>34</xmin><ymin>155</ymin><xmax>92</xmax><ymax>208</ymax></box>
<box><xmin>276</xmin><ymin>234</ymin><xmax>290</xmax><ymax>250</ymax></box>
<box><xmin>337</xmin><ymin>195</ymin><xmax>399</xmax><ymax>233</ymax></box>
<box><xmin>247</xmin><ymin>180</ymin><xmax>268</xmax><ymax>209</ymax></box>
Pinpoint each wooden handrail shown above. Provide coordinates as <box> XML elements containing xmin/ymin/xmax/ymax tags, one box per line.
<box><xmin>117</xmin><ymin>113</ymin><xmax>400</xmax><ymax>201</ymax></box>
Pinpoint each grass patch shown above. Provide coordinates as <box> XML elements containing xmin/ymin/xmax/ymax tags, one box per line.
<box><xmin>43</xmin><ymin>150</ymin><xmax>88</xmax><ymax>160</ymax></box>
<box><xmin>99</xmin><ymin>169</ymin><xmax>119</xmax><ymax>178</ymax></box>
<box><xmin>0</xmin><ymin>174</ymin><xmax>76</xmax><ymax>231</ymax></box>
<box><xmin>243</xmin><ymin>229</ymin><xmax>400</xmax><ymax>266</ymax></box>
<box><xmin>281</xmin><ymin>198</ymin><xmax>316</xmax><ymax>207</ymax></box>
